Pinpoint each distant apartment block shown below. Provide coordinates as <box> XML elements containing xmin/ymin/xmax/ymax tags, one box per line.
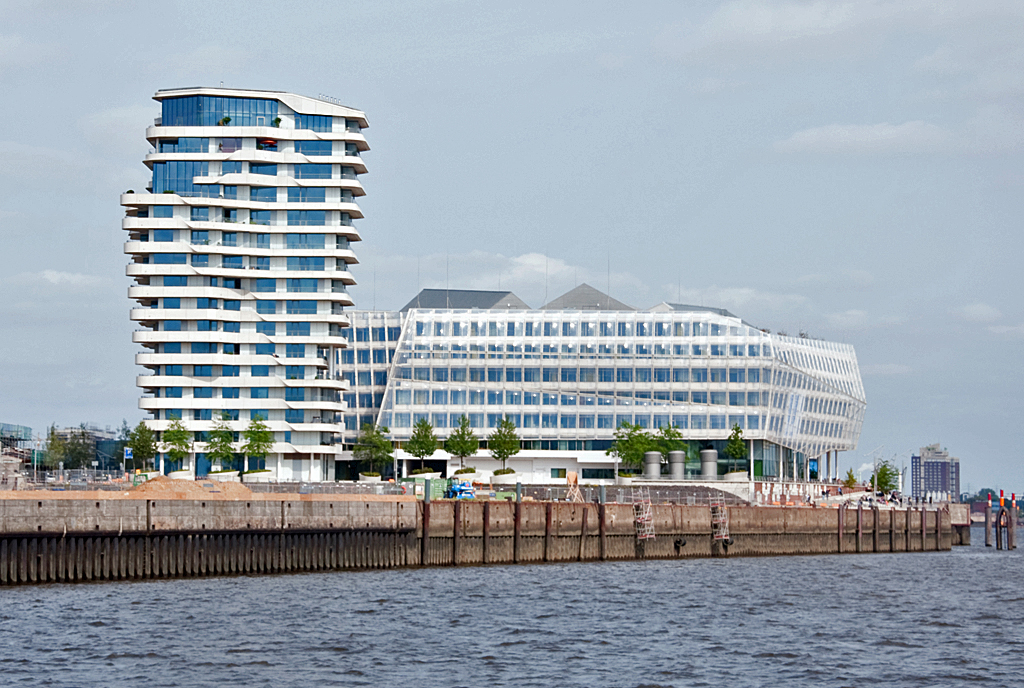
<box><xmin>911</xmin><ymin>444</ymin><xmax>960</xmax><ymax>501</ymax></box>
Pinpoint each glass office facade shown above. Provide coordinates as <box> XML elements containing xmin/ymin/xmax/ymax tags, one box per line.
<box><xmin>338</xmin><ymin>304</ymin><xmax>866</xmax><ymax>479</ymax></box>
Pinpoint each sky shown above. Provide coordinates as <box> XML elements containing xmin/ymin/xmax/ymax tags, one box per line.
<box><xmin>0</xmin><ymin>0</ymin><xmax>1021</xmax><ymax>492</ymax></box>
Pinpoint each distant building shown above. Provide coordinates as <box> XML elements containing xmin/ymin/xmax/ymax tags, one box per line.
<box><xmin>336</xmin><ymin>285</ymin><xmax>867</xmax><ymax>483</ymax></box>
<box><xmin>1</xmin><ymin>423</ymin><xmax>33</xmax><ymax>479</ymax></box>
<box><xmin>911</xmin><ymin>444</ymin><xmax>960</xmax><ymax>502</ymax></box>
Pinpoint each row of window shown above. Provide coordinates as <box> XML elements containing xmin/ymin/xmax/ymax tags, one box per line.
<box><xmin>152</xmin><ymin>276</ymin><xmax>347</xmax><ymax>295</ymax></box>
<box><xmin>145</xmin><ymin>254</ymin><xmax>345</xmax><ymax>272</ymax></box>
<box><xmin>398</xmin><ymin>343</ymin><xmax>763</xmax><ymax>358</ymax></box>
<box><xmin>383</xmin><ymin>412</ymin><xmax>766</xmax><ymax>432</ymax></box>
<box><xmin>152</xmin><ymin>361</ymin><xmax>308</xmax><ymax>377</ymax></box>
<box><xmin>384</xmin><ymin>366</ymin><xmax>770</xmax><ymax>383</ymax></box>
<box><xmin>157</xmin><ymin>408</ymin><xmax>307</xmax><ymax>424</ymax></box>
<box><xmin>390</xmin><ymin>389</ymin><xmax>769</xmax><ymax>407</ymax></box>
<box><xmin>415</xmin><ymin>320</ymin><xmax>755</xmax><ymax>339</ymax></box>
<box><xmin>141</xmin><ymin>208</ymin><xmax>355</xmax><ymax>228</ymax></box>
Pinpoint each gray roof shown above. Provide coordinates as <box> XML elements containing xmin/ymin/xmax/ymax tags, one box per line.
<box><xmin>400</xmin><ymin>289</ymin><xmax>530</xmax><ymax>312</ymax></box>
<box><xmin>540</xmin><ymin>284</ymin><xmax>634</xmax><ymax>311</ymax></box>
<box><xmin>649</xmin><ymin>302</ymin><xmax>737</xmax><ymax>318</ymax></box>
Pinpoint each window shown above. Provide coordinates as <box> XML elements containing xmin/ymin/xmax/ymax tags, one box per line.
<box><xmin>257</xmin><ymin>322</ymin><xmax>276</xmax><ymax>336</ymax></box>
<box><xmin>295</xmin><ymin>163</ymin><xmax>332</xmax><ymax>179</ymax></box>
<box><xmin>287</xmin><ymin>322</ymin><xmax>311</xmax><ymax>337</ymax></box>
<box><xmin>635</xmin><ymin>369</ymin><xmax>652</xmax><ymax>383</ymax></box>
<box><xmin>194</xmin><ymin>388</ymin><xmax>213</xmax><ymax>399</ymax></box>
<box><xmin>250</xmin><ymin>187</ymin><xmax>277</xmax><ymax>203</ymax></box>
<box><xmin>286</xmin><ymin>300</ymin><xmax>317</xmax><ymax>314</ymax></box>
<box><xmin>692</xmin><ymin>392</ymin><xmax>708</xmax><ymax>404</ymax></box>
<box><xmin>357</xmin><ymin>350</ymin><xmax>371</xmax><ymax>364</ymax></box>
<box><xmin>162</xmin><ymin>320</ymin><xmax>181</xmax><ymax>331</ymax></box>
<box><xmin>164</xmin><ymin>365</ymin><xmax>182</xmax><ymax>376</ymax></box>
<box><xmin>223</xmin><ymin>388</ymin><xmax>240</xmax><ymax>399</ymax></box>
<box><xmin>165</xmin><ymin>387</ymin><xmax>183</xmax><ymax>398</ymax></box>
<box><xmin>295</xmin><ymin>114</ymin><xmax>333</xmax><ymax>132</ymax></box>
<box><xmin>710</xmin><ymin>392</ymin><xmax>726</xmax><ymax>406</ymax></box>
<box><xmin>729</xmin><ymin>369</ymin><xmax>746</xmax><ymax>383</ymax></box>
<box><xmin>154</xmin><ymin>253</ymin><xmax>187</xmax><ymax>265</ymax></box>
<box><xmin>295</xmin><ymin>140</ymin><xmax>332</xmax><ymax>156</ymax></box>
<box><xmin>560</xmin><ymin>368</ymin><xmax>577</xmax><ymax>382</ymax></box>
<box><xmin>256</xmin><ymin>301</ymin><xmax>276</xmax><ymax>315</ymax></box>
<box><xmin>286</xmin><ymin>344</ymin><xmax>305</xmax><ymax>359</ymax></box>
<box><xmin>523</xmin><ymin>368</ymin><xmax>540</xmax><ymax>382</ymax></box>
<box><xmin>288</xmin><ymin>187</ymin><xmax>326</xmax><ymax>203</ymax></box>
<box><xmin>153</xmin><ymin>229</ymin><xmax>174</xmax><ymax>243</ymax></box>
<box><xmin>729</xmin><ymin>392</ymin><xmax>745</xmax><ymax>406</ymax></box>
<box><xmin>598</xmin><ymin>368</ymin><xmax>614</xmax><ymax>382</ymax></box>
<box><xmin>163</xmin><ymin>343</ymin><xmax>181</xmax><ymax>354</ymax></box>
<box><xmin>250</xmin><ymin>163</ymin><xmax>277</xmax><ymax>177</ymax></box>
<box><xmin>287</xmin><ymin>257</ymin><xmax>325</xmax><ymax>271</ymax></box>
<box><xmin>162</xmin><ymin>95</ymin><xmax>278</xmax><ymax>127</ymax></box>
<box><xmin>152</xmin><ymin>206</ymin><xmax>174</xmax><ymax>219</ymax></box>
<box><xmin>223</xmin><ymin>299</ymin><xmax>240</xmax><ymax>311</ymax></box>
<box><xmin>255</xmin><ymin>343</ymin><xmax>275</xmax><ymax>356</ymax></box>
<box><xmin>287</xmin><ymin>211</ymin><xmax>326</xmax><ymax>226</ymax></box>
<box><xmin>221</xmin><ymin>161</ymin><xmax>242</xmax><ymax>174</ymax></box>
<box><xmin>250</xmin><ymin>210</ymin><xmax>271</xmax><ymax>225</ymax></box>
<box><xmin>163</xmin><ymin>297</ymin><xmax>180</xmax><ymax>309</ymax></box>
<box><xmin>193</xmin><ymin>365</ymin><xmax>212</xmax><ymax>377</ymax></box>
<box><xmin>285</xmin><ymin>409</ymin><xmax>304</xmax><ymax>424</ymax></box>
<box><xmin>255</xmin><ymin>279</ymin><xmax>276</xmax><ymax>293</ymax></box>
<box><xmin>191</xmin><ymin>254</ymin><xmax>208</xmax><ymax>267</ymax></box>
<box><xmin>222</xmin><ymin>365</ymin><xmax>239</xmax><ymax>377</ymax></box>
<box><xmin>616</xmin><ymin>369</ymin><xmax>633</xmax><ymax>383</ymax></box>
<box><xmin>710</xmin><ymin>414</ymin><xmax>727</xmax><ymax>430</ymax></box>
<box><xmin>710</xmin><ymin>345</ymin><xmax>726</xmax><ymax>356</ymax></box>
<box><xmin>286</xmin><ymin>278</ymin><xmax>318</xmax><ymax>293</ymax></box>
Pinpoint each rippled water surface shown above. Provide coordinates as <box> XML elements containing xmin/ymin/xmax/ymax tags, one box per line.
<box><xmin>1</xmin><ymin>530</ymin><xmax>1021</xmax><ymax>687</ymax></box>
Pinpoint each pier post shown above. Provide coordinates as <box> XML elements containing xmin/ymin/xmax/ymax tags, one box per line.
<box><xmin>578</xmin><ymin>505</ymin><xmax>588</xmax><ymax>562</ymax></box>
<box><xmin>872</xmin><ymin>507</ymin><xmax>879</xmax><ymax>553</ymax></box>
<box><xmin>544</xmin><ymin>502</ymin><xmax>553</xmax><ymax>562</ymax></box>
<box><xmin>837</xmin><ymin>504</ymin><xmax>844</xmax><ymax>553</ymax></box>
<box><xmin>421</xmin><ymin>501</ymin><xmax>431</xmax><ymax>567</ymax></box>
<box><xmin>453</xmin><ymin>499</ymin><xmax>462</xmax><ymax>566</ymax></box>
<box><xmin>856</xmin><ymin>503</ymin><xmax>863</xmax><ymax>553</ymax></box>
<box><xmin>513</xmin><ymin>500</ymin><xmax>521</xmax><ymax>564</ymax></box>
<box><xmin>598</xmin><ymin>503</ymin><xmax>607</xmax><ymax>561</ymax></box>
<box><xmin>905</xmin><ymin>507</ymin><xmax>911</xmax><ymax>551</ymax></box>
<box><xmin>985</xmin><ymin>497</ymin><xmax>993</xmax><ymax>547</ymax></box>
<box><xmin>1010</xmin><ymin>496</ymin><xmax>1017</xmax><ymax>550</ymax></box>
<box><xmin>921</xmin><ymin>507</ymin><xmax>927</xmax><ymax>551</ymax></box>
<box><xmin>482</xmin><ymin>501</ymin><xmax>490</xmax><ymax>564</ymax></box>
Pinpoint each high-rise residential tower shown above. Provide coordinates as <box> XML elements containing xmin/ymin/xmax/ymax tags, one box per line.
<box><xmin>122</xmin><ymin>87</ymin><xmax>368</xmax><ymax>480</ymax></box>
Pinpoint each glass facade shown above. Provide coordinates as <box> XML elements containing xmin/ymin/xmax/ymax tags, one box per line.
<box><xmin>161</xmin><ymin>95</ymin><xmax>279</xmax><ymax>127</ymax></box>
<box><xmin>337</xmin><ymin>303</ymin><xmax>866</xmax><ymax>480</ymax></box>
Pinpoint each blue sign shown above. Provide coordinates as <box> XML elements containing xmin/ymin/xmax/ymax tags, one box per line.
<box><xmin>124</xmin><ymin>447</ymin><xmax>133</xmax><ymax>460</ymax></box>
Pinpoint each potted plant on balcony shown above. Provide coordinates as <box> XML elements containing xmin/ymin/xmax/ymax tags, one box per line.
<box><xmin>488</xmin><ymin>416</ymin><xmax>520</xmax><ymax>485</ymax></box>
<box><xmin>406</xmin><ymin>418</ymin><xmax>441</xmax><ymax>479</ymax></box>
<box><xmin>354</xmin><ymin>423</ymin><xmax>392</xmax><ymax>481</ymax></box>
<box><xmin>218</xmin><ymin>116</ymin><xmax>231</xmax><ymax>126</ymax></box>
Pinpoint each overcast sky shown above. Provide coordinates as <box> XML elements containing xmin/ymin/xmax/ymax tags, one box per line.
<box><xmin>1</xmin><ymin>0</ymin><xmax>1021</xmax><ymax>491</ymax></box>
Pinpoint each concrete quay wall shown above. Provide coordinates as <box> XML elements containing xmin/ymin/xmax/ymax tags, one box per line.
<box><xmin>0</xmin><ymin>499</ymin><xmax>952</xmax><ymax>585</ymax></box>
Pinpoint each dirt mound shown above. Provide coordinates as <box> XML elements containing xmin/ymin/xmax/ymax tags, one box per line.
<box><xmin>129</xmin><ymin>475</ymin><xmax>254</xmax><ymax>500</ymax></box>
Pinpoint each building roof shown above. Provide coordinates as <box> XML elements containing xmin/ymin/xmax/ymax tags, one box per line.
<box><xmin>648</xmin><ymin>302</ymin><xmax>738</xmax><ymax>318</ymax></box>
<box><xmin>540</xmin><ymin>284</ymin><xmax>634</xmax><ymax>311</ymax></box>
<box><xmin>400</xmin><ymin>289</ymin><xmax>530</xmax><ymax>312</ymax></box>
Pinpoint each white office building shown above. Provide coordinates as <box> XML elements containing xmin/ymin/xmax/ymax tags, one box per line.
<box><xmin>122</xmin><ymin>87</ymin><xmax>367</xmax><ymax>480</ymax></box>
<box><xmin>337</xmin><ymin>285</ymin><xmax>866</xmax><ymax>484</ymax></box>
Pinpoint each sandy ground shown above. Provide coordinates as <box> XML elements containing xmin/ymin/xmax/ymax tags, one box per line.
<box><xmin>0</xmin><ymin>476</ymin><xmax>416</xmax><ymax>502</ymax></box>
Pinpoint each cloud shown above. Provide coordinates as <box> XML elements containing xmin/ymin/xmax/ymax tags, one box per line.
<box><xmin>775</xmin><ymin>120</ymin><xmax>952</xmax><ymax>155</ymax></box>
<box><xmin>952</xmin><ymin>302</ymin><xmax>1002</xmax><ymax>323</ymax></box>
<box><xmin>0</xmin><ymin>34</ymin><xmax>56</xmax><ymax>72</ymax></box>
<box><xmin>860</xmin><ymin>363</ymin><xmax>912</xmax><ymax>376</ymax></box>
<box><xmin>4</xmin><ymin>270</ymin><xmax>108</xmax><ymax>289</ymax></box>
<box><xmin>655</xmin><ymin>1</ymin><xmax>927</xmax><ymax>65</ymax></box>
<box><xmin>797</xmin><ymin>270</ymin><xmax>875</xmax><ymax>288</ymax></box>
<box><xmin>988</xmin><ymin>324</ymin><xmax>1024</xmax><ymax>337</ymax></box>
<box><xmin>826</xmin><ymin>309</ymin><xmax>869</xmax><ymax>329</ymax></box>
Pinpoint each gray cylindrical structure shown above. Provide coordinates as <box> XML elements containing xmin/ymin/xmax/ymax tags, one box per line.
<box><xmin>700</xmin><ymin>449</ymin><xmax>718</xmax><ymax>479</ymax></box>
<box><xmin>643</xmin><ymin>451</ymin><xmax>661</xmax><ymax>480</ymax></box>
<box><xmin>668</xmin><ymin>451</ymin><xmax>685</xmax><ymax>480</ymax></box>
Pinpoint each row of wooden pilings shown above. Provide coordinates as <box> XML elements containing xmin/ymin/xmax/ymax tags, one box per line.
<box><xmin>984</xmin><ymin>492</ymin><xmax>1018</xmax><ymax>550</ymax></box>
<box><xmin>0</xmin><ymin>496</ymin><xmax>955</xmax><ymax>586</ymax></box>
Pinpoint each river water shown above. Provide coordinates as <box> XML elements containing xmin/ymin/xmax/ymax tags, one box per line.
<box><xmin>1</xmin><ymin>528</ymin><xmax>1020</xmax><ymax>687</ymax></box>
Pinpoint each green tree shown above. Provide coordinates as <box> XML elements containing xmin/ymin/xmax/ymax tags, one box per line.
<box><xmin>723</xmin><ymin>424</ymin><xmax>748</xmax><ymax>473</ymax></box>
<box><xmin>127</xmin><ymin>421</ymin><xmax>157</xmax><ymax>471</ymax></box>
<box><xmin>842</xmin><ymin>468</ymin><xmax>858</xmax><ymax>490</ymax></box>
<box><xmin>488</xmin><ymin>416</ymin><xmax>520</xmax><ymax>473</ymax></box>
<box><xmin>206</xmin><ymin>413</ymin><xmax>237</xmax><ymax>470</ymax></box>
<box><xmin>870</xmin><ymin>459</ymin><xmax>899</xmax><ymax>493</ymax></box>
<box><xmin>406</xmin><ymin>417</ymin><xmax>438</xmax><ymax>470</ymax></box>
<box><xmin>162</xmin><ymin>419</ymin><xmax>193</xmax><ymax>471</ymax></box>
<box><xmin>353</xmin><ymin>424</ymin><xmax>393</xmax><ymax>476</ymax></box>
<box><xmin>445</xmin><ymin>415</ymin><xmax>479</xmax><ymax>469</ymax></box>
<box><xmin>605</xmin><ymin>422</ymin><xmax>653</xmax><ymax>472</ymax></box>
<box><xmin>241</xmin><ymin>415</ymin><xmax>274</xmax><ymax>471</ymax></box>
<box><xmin>654</xmin><ymin>424</ymin><xmax>685</xmax><ymax>459</ymax></box>
<box><xmin>43</xmin><ymin>424</ymin><xmax>66</xmax><ymax>469</ymax></box>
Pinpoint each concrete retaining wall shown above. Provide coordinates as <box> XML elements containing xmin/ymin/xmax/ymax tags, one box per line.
<box><xmin>0</xmin><ymin>499</ymin><xmax>952</xmax><ymax>585</ymax></box>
